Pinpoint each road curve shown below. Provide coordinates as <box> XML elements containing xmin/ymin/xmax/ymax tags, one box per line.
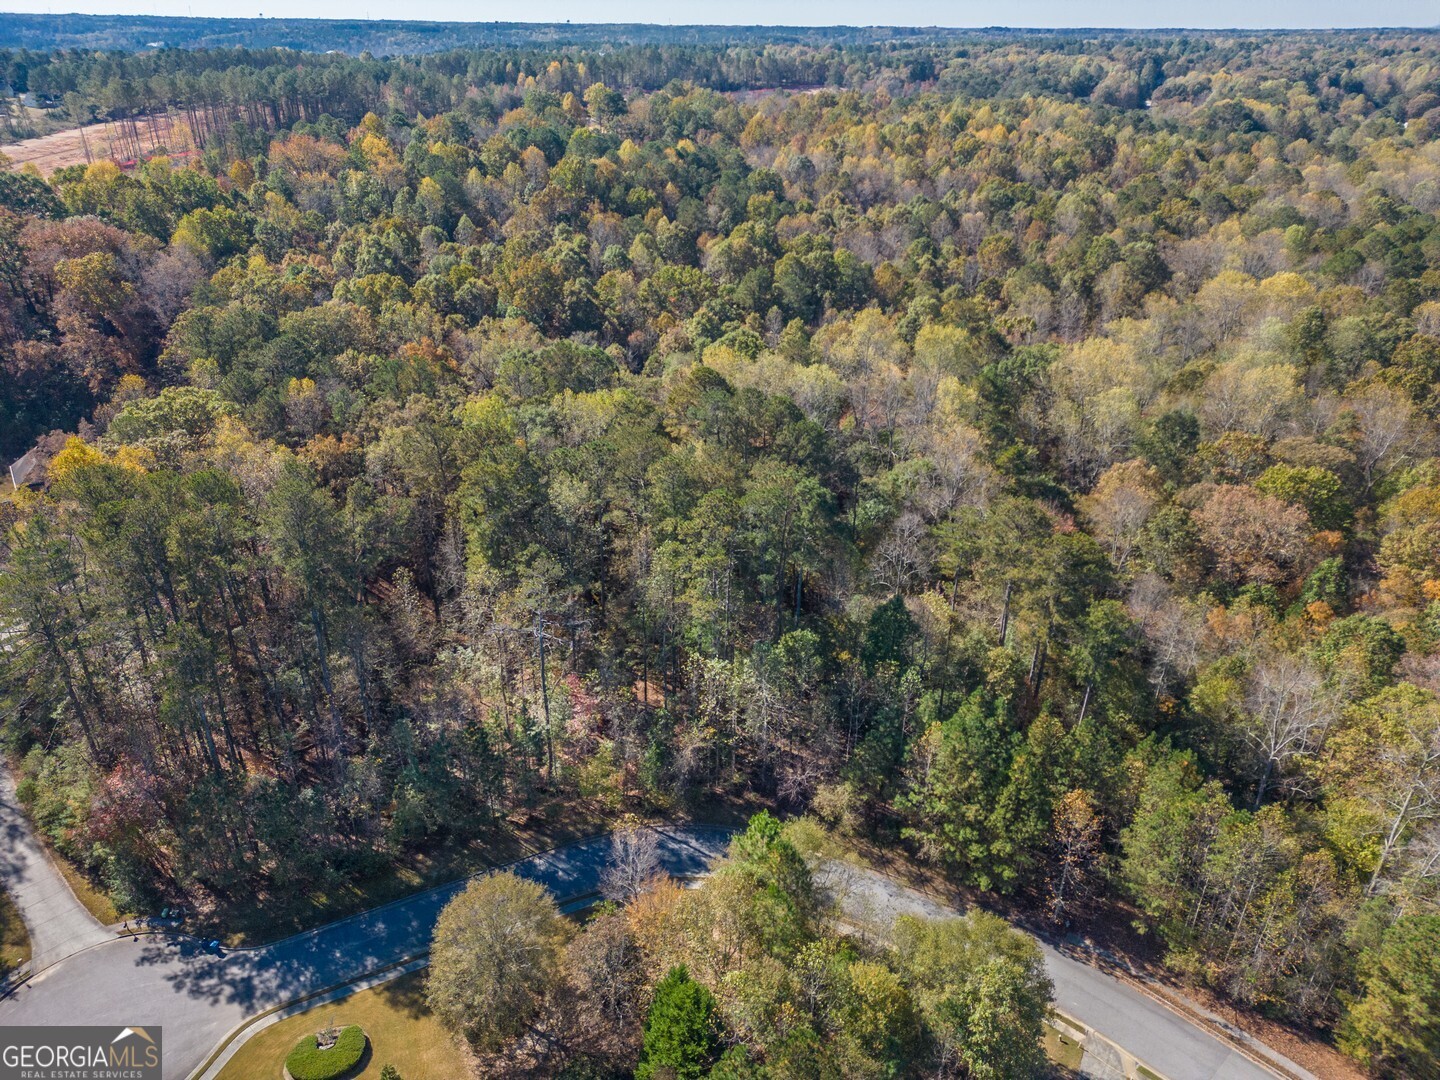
<box><xmin>0</xmin><ymin>797</ymin><xmax>1290</xmax><ymax>1080</ymax></box>
<box><xmin>819</xmin><ymin>862</ymin><xmax>1283</xmax><ymax>1080</ymax></box>
<box><xmin>0</xmin><ymin>826</ymin><xmax>730</xmax><ymax>1080</ymax></box>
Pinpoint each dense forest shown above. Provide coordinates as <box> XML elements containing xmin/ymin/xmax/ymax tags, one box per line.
<box><xmin>3</xmin><ymin>26</ymin><xmax>1440</xmax><ymax>1077</ymax></box>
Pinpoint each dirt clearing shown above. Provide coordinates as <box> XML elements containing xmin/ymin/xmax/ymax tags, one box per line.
<box><xmin>1</xmin><ymin>112</ymin><xmax>201</xmax><ymax>174</ymax></box>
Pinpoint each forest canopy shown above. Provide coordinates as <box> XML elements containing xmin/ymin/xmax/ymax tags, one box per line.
<box><xmin>3</xmin><ymin>25</ymin><xmax>1440</xmax><ymax>1077</ymax></box>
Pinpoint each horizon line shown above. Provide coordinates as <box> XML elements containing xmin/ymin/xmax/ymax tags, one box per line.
<box><xmin>0</xmin><ymin>11</ymin><xmax>1438</xmax><ymax>32</ymax></box>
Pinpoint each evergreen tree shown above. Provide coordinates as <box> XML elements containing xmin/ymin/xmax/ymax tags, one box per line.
<box><xmin>1341</xmin><ymin>915</ymin><xmax>1440</xmax><ymax>1078</ymax></box>
<box><xmin>635</xmin><ymin>966</ymin><xmax>722</xmax><ymax>1080</ymax></box>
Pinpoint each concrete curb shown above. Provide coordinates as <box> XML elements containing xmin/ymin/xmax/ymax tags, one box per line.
<box><xmin>186</xmin><ymin>880</ymin><xmax>638</xmax><ymax>1080</ymax></box>
<box><xmin>200</xmin><ymin>821</ymin><xmax>734</xmax><ymax>954</ymax></box>
<box><xmin>1098</xmin><ymin>973</ymin><xmax>1317</xmax><ymax>1080</ymax></box>
<box><xmin>192</xmin><ymin>956</ymin><xmax>428</xmax><ymax>1080</ymax></box>
<box><xmin>1045</xmin><ymin>1010</ymin><xmax>1173</xmax><ymax>1080</ymax></box>
<box><xmin>821</xmin><ymin>856</ymin><xmax>1294</xmax><ymax>1080</ymax></box>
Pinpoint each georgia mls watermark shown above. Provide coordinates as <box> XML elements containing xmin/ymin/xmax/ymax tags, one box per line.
<box><xmin>0</xmin><ymin>1027</ymin><xmax>161</xmax><ymax>1080</ymax></box>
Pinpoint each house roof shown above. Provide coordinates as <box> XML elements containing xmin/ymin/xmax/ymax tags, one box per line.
<box><xmin>8</xmin><ymin>447</ymin><xmax>44</xmax><ymax>488</ymax></box>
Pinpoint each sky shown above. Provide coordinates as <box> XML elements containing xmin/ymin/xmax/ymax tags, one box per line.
<box><xmin>0</xmin><ymin>0</ymin><xmax>1436</xmax><ymax>27</ymax></box>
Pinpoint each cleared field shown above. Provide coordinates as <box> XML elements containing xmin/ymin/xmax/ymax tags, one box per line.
<box><xmin>0</xmin><ymin>112</ymin><xmax>200</xmax><ymax>174</ymax></box>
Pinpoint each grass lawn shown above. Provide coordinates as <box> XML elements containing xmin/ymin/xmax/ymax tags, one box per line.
<box><xmin>50</xmin><ymin>852</ymin><xmax>121</xmax><ymax>925</ymax></box>
<box><xmin>217</xmin><ymin>970</ymin><xmax>471</xmax><ymax>1080</ymax></box>
<box><xmin>0</xmin><ymin>883</ymin><xmax>31</xmax><ymax>973</ymax></box>
<box><xmin>1043</xmin><ymin>1021</ymin><xmax>1086</xmax><ymax>1072</ymax></box>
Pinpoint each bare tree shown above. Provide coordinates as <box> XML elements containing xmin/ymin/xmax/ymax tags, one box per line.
<box><xmin>1369</xmin><ymin>726</ymin><xmax>1440</xmax><ymax>896</ymax></box>
<box><xmin>1244</xmin><ymin>653</ymin><xmax>1337</xmax><ymax>809</ymax></box>
<box><xmin>1079</xmin><ymin>460</ymin><xmax>1162</xmax><ymax>572</ymax></box>
<box><xmin>1128</xmin><ymin>574</ymin><xmax>1205</xmax><ymax>696</ymax></box>
<box><xmin>599</xmin><ymin>825</ymin><xmax>662</xmax><ymax>903</ymax></box>
<box><xmin>1048</xmin><ymin>789</ymin><xmax>1103</xmax><ymax>923</ymax></box>
<box><xmin>1342</xmin><ymin>691</ymin><xmax>1440</xmax><ymax>898</ymax></box>
<box><xmin>872</xmin><ymin>511</ymin><xmax>928</xmax><ymax>595</ymax></box>
<box><xmin>1402</xmin><ymin>818</ymin><xmax>1440</xmax><ymax>911</ymax></box>
<box><xmin>1350</xmin><ymin>384</ymin><xmax>1431</xmax><ymax>492</ymax></box>
<box><xmin>562</xmin><ymin>910</ymin><xmax>645</xmax><ymax>1061</ymax></box>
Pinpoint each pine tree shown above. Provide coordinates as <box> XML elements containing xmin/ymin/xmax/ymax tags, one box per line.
<box><xmin>636</xmin><ymin>966</ymin><xmax>721</xmax><ymax>1080</ymax></box>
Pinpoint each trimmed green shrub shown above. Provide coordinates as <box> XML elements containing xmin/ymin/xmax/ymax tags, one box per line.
<box><xmin>284</xmin><ymin>1025</ymin><xmax>367</xmax><ymax>1080</ymax></box>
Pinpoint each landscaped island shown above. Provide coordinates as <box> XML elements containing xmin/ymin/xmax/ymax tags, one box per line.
<box><xmin>283</xmin><ymin>1024</ymin><xmax>367</xmax><ymax>1080</ymax></box>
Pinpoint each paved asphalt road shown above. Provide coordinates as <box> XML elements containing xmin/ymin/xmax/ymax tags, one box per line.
<box><xmin>0</xmin><ymin>798</ymin><xmax>1282</xmax><ymax>1080</ymax></box>
<box><xmin>0</xmin><ymin>827</ymin><xmax>730</xmax><ymax>1079</ymax></box>
<box><xmin>820</xmin><ymin>862</ymin><xmax>1280</xmax><ymax>1080</ymax></box>
<box><xmin>0</xmin><ymin>769</ymin><xmax>112</xmax><ymax>970</ymax></box>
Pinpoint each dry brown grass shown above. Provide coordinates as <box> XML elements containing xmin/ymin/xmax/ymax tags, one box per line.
<box><xmin>216</xmin><ymin>971</ymin><xmax>475</xmax><ymax>1080</ymax></box>
<box><xmin>0</xmin><ymin>883</ymin><xmax>31</xmax><ymax>972</ymax></box>
<box><xmin>1</xmin><ymin>113</ymin><xmax>201</xmax><ymax>175</ymax></box>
